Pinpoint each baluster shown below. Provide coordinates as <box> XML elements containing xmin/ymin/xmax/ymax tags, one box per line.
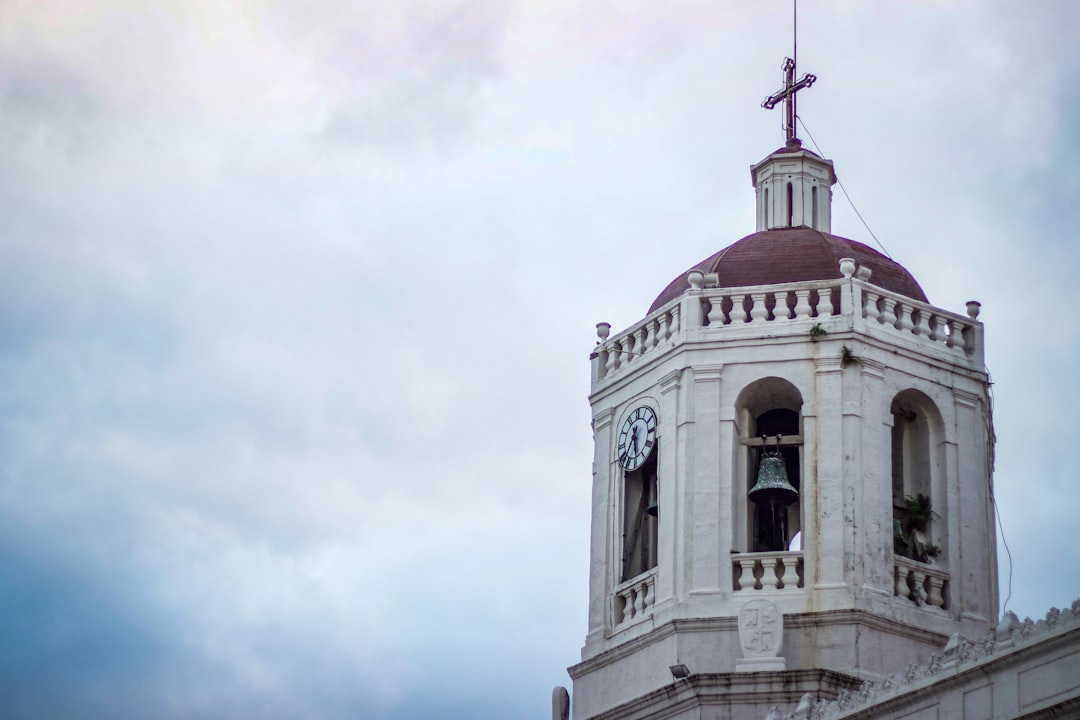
<box><xmin>750</xmin><ymin>293</ymin><xmax>768</xmax><ymax>323</ymax></box>
<box><xmin>812</xmin><ymin>289</ymin><xmax>829</xmax><ymax>317</ymax></box>
<box><xmin>621</xmin><ymin>337</ymin><xmax>633</xmax><ymax>367</ymax></box>
<box><xmin>657</xmin><ymin>312</ymin><xmax>671</xmax><ymax>343</ymax></box>
<box><xmin>781</xmin><ymin>556</ymin><xmax>800</xmax><ymax>588</ymax></box>
<box><xmin>771</xmin><ymin>292</ymin><xmax>788</xmax><ymax>320</ymax></box>
<box><xmin>881</xmin><ymin>299</ymin><xmax>898</xmax><ymax>328</ymax></box>
<box><xmin>707</xmin><ymin>296</ymin><xmax>726</xmax><ymax>326</ymax></box>
<box><xmin>913</xmin><ymin>310</ymin><xmax>931</xmax><ymax>337</ymax></box>
<box><xmin>606</xmin><ymin>342</ymin><xmax>618</xmax><ymax>374</ymax></box>
<box><xmin>734</xmin><ymin>295</ymin><xmax>751</xmax><ymax>323</ymax></box>
<box><xmin>793</xmin><ymin>289</ymin><xmax>812</xmax><ymax>319</ymax></box>
<box><xmin>929</xmin><ymin>314</ymin><xmax>946</xmax><ymax>344</ymax></box>
<box><xmin>733</xmin><ymin>560</ymin><xmax>746</xmax><ymax>591</ymax></box>
<box><xmin>596</xmin><ymin>349</ymin><xmax>608</xmax><ymax>380</ymax></box>
<box><xmin>927</xmin><ymin>575</ymin><xmax>945</xmax><ymax>608</ymax></box>
<box><xmin>895</xmin><ymin>565</ymin><xmax>909</xmax><ymax>599</ymax></box>
<box><xmin>738</xmin><ymin>561</ymin><xmax>756</xmax><ymax>587</ymax></box>
<box><xmin>864</xmin><ymin>291</ymin><xmax>881</xmax><ymax>323</ymax></box>
<box><xmin>633</xmin><ymin>585</ymin><xmax>646</xmax><ymax>617</ymax></box>
<box><xmin>767</xmin><ymin>558</ymin><xmax>783</xmax><ymax>589</ymax></box>
<box><xmin>644</xmin><ymin>578</ymin><xmax>655</xmax><ymax>611</ymax></box>
<box><xmin>774</xmin><ymin>557</ymin><xmax>788</xmax><ymax>588</ymax></box>
<box><xmin>753</xmin><ymin>559</ymin><xmax>765</xmax><ymax>590</ymax></box>
<box><xmin>635</xmin><ymin>326</ymin><xmax>648</xmax><ymax>359</ymax></box>
<box><xmin>912</xmin><ymin>569</ymin><xmax>928</xmax><ymax>603</ymax></box>
<box><xmin>669</xmin><ymin>306</ymin><xmax>680</xmax><ymax>336</ymax></box>
<box><xmin>945</xmin><ymin>319</ymin><xmax>961</xmax><ymax>348</ymax></box>
<box><xmin>898</xmin><ymin>301</ymin><xmax>914</xmax><ymax>333</ymax></box>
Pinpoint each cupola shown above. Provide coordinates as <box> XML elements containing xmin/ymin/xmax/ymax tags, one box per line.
<box><xmin>751</xmin><ymin>139</ymin><xmax>837</xmax><ymax>232</ymax></box>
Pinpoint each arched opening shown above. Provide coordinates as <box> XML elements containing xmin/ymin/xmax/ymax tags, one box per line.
<box><xmin>764</xmin><ymin>187</ymin><xmax>770</xmax><ymax>227</ymax></box>
<box><xmin>811</xmin><ymin>185</ymin><xmax>818</xmax><ymax>229</ymax></box>
<box><xmin>786</xmin><ymin>182</ymin><xmax>794</xmax><ymax>227</ymax></box>
<box><xmin>621</xmin><ymin>449</ymin><xmax>658</xmax><ymax>582</ymax></box>
<box><xmin>736</xmin><ymin>378</ymin><xmax>804</xmax><ymax>553</ymax></box>
<box><xmin>890</xmin><ymin>390</ymin><xmax>945</xmax><ymax>564</ymax></box>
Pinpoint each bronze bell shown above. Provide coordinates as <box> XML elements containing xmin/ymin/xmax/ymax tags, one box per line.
<box><xmin>748</xmin><ymin>435</ymin><xmax>798</xmax><ymax>507</ymax></box>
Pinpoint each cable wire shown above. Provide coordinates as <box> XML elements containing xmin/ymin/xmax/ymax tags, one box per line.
<box><xmin>796</xmin><ymin>116</ymin><xmax>893</xmax><ymax>259</ymax></box>
<box><xmin>985</xmin><ymin>371</ymin><xmax>1012</xmax><ymax>613</ymax></box>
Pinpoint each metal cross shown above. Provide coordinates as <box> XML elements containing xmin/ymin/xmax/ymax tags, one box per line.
<box><xmin>762</xmin><ymin>57</ymin><xmax>816</xmax><ymax>145</ymax></box>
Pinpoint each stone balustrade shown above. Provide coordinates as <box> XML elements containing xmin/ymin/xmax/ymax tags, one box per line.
<box><xmin>733</xmin><ymin>551</ymin><xmax>804</xmax><ymax>591</ymax></box>
<box><xmin>893</xmin><ymin>556</ymin><xmax>948</xmax><ymax>609</ymax></box>
<box><xmin>594</xmin><ymin>306</ymin><xmax>680</xmax><ymax>383</ymax></box>
<box><xmin>703</xmin><ymin>283</ymin><xmax>840</xmax><ymax>326</ymax></box>
<box><xmin>613</xmin><ymin>570</ymin><xmax>656</xmax><ymax>629</ymax></box>
<box><xmin>860</xmin><ymin>285</ymin><xmax>979</xmax><ymax>357</ymax></box>
<box><xmin>592</xmin><ymin>266</ymin><xmax>983</xmax><ymax>388</ymax></box>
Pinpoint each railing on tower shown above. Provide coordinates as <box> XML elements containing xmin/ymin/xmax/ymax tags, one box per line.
<box><xmin>591</xmin><ymin>262</ymin><xmax>983</xmax><ymax>389</ymax></box>
<box><xmin>612</xmin><ymin>569</ymin><xmax>656</xmax><ymax>631</ymax></box>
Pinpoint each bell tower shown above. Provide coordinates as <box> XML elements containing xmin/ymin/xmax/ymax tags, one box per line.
<box><xmin>566</xmin><ymin>56</ymin><xmax>997</xmax><ymax>720</ymax></box>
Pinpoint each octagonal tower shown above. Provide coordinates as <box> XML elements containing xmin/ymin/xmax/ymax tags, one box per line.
<box><xmin>568</xmin><ymin>142</ymin><xmax>997</xmax><ymax>720</ymax></box>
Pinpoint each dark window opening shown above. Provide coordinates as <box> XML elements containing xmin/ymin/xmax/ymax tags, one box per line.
<box><xmin>621</xmin><ymin>450</ymin><xmax>659</xmax><ymax>582</ymax></box>
<box><xmin>750</xmin><ymin>408</ymin><xmax>801</xmax><ymax>552</ymax></box>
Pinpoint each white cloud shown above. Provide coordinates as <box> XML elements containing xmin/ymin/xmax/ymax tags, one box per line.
<box><xmin>1</xmin><ymin>1</ymin><xmax>1078</xmax><ymax>717</ymax></box>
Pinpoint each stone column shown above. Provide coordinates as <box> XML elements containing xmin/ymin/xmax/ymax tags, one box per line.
<box><xmin>853</xmin><ymin>358</ymin><xmax>891</xmax><ymax>599</ymax></box>
<box><xmin>811</xmin><ymin>355</ymin><xmax>846</xmax><ymax>599</ymax></box>
<box><xmin>654</xmin><ymin>368</ymin><xmax>685</xmax><ymax>615</ymax></box>
<box><xmin>954</xmin><ymin>388</ymin><xmax>993</xmax><ymax>624</ymax></box>
<box><xmin>687</xmin><ymin>365</ymin><xmax>723</xmax><ymax>606</ymax></box>
<box><xmin>585</xmin><ymin>406</ymin><xmax>616</xmax><ymax>646</ymax></box>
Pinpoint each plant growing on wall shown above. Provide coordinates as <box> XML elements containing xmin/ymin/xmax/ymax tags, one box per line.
<box><xmin>893</xmin><ymin>493</ymin><xmax>941</xmax><ymax>563</ymax></box>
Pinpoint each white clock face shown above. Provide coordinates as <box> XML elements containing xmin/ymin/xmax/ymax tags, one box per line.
<box><xmin>618</xmin><ymin>406</ymin><xmax>657</xmax><ymax>471</ymax></box>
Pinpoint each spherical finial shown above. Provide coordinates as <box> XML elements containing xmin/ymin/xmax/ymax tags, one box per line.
<box><xmin>596</xmin><ymin>322</ymin><xmax>611</xmax><ymax>342</ymax></box>
<box><xmin>966</xmin><ymin>301</ymin><xmax>981</xmax><ymax>319</ymax></box>
<box><xmin>839</xmin><ymin>257</ymin><xmax>856</xmax><ymax>278</ymax></box>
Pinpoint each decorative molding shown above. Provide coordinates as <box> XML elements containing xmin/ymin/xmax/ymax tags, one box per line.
<box><xmin>659</xmin><ymin>367</ymin><xmax>684</xmax><ymax>395</ymax></box>
<box><xmin>859</xmin><ymin>357</ymin><xmax>885</xmax><ymax>380</ymax></box>
<box><xmin>794</xmin><ymin>599</ymin><xmax>1080</xmax><ymax>720</ymax></box>
<box><xmin>593</xmin><ymin>406</ymin><xmax>616</xmax><ymax>431</ymax></box>
<box><xmin>953</xmin><ymin>389</ymin><xmax>980</xmax><ymax>409</ymax></box>
<box><xmin>692</xmin><ymin>364</ymin><xmax>724</xmax><ymax>383</ymax></box>
<box><xmin>815</xmin><ymin>356</ymin><xmax>843</xmax><ymax>374</ymax></box>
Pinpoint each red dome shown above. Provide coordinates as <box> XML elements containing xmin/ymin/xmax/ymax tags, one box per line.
<box><xmin>648</xmin><ymin>226</ymin><xmax>928</xmax><ymax>313</ymax></box>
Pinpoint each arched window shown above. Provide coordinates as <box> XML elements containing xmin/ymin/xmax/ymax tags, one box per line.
<box><xmin>811</xmin><ymin>185</ymin><xmax>818</xmax><ymax>229</ymax></box>
<box><xmin>890</xmin><ymin>391</ymin><xmax>945</xmax><ymax>564</ymax></box>
<box><xmin>621</xmin><ymin>450</ymin><xmax>658</xmax><ymax>582</ymax></box>
<box><xmin>786</xmin><ymin>182</ymin><xmax>794</xmax><ymax>227</ymax></box>
<box><xmin>736</xmin><ymin>378</ymin><xmax>803</xmax><ymax>553</ymax></box>
<box><xmin>764</xmin><ymin>187</ymin><xmax>770</xmax><ymax>227</ymax></box>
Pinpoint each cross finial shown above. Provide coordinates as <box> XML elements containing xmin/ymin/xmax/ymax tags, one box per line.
<box><xmin>762</xmin><ymin>0</ymin><xmax>815</xmax><ymax>145</ymax></box>
<box><xmin>762</xmin><ymin>57</ymin><xmax>816</xmax><ymax>146</ymax></box>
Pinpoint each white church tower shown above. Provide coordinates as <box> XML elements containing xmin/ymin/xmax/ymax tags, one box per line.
<box><xmin>563</xmin><ymin>56</ymin><xmax>997</xmax><ymax>720</ymax></box>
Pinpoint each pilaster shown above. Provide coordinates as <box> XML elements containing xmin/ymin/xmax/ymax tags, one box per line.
<box><xmin>812</xmin><ymin>355</ymin><xmax>845</xmax><ymax>596</ymax></box>
<box><xmin>687</xmin><ymin>365</ymin><xmax>723</xmax><ymax>603</ymax></box>
<box><xmin>587</xmin><ymin>406</ymin><xmax>617</xmax><ymax>646</ymax></box>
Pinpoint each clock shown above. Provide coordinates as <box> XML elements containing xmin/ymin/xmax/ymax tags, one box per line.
<box><xmin>618</xmin><ymin>405</ymin><xmax>657</xmax><ymax>471</ymax></box>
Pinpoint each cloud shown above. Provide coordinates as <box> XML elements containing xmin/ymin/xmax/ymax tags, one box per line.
<box><xmin>0</xmin><ymin>1</ymin><xmax>1078</xmax><ymax>718</ymax></box>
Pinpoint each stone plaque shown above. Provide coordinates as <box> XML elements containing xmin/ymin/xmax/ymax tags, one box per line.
<box><xmin>735</xmin><ymin>598</ymin><xmax>786</xmax><ymax>672</ymax></box>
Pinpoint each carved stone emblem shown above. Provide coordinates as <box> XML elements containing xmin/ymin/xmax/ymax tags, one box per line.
<box><xmin>735</xmin><ymin>598</ymin><xmax>786</xmax><ymax>671</ymax></box>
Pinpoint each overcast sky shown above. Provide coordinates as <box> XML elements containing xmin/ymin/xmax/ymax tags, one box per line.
<box><xmin>2</xmin><ymin>1</ymin><xmax>1079</xmax><ymax>718</ymax></box>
